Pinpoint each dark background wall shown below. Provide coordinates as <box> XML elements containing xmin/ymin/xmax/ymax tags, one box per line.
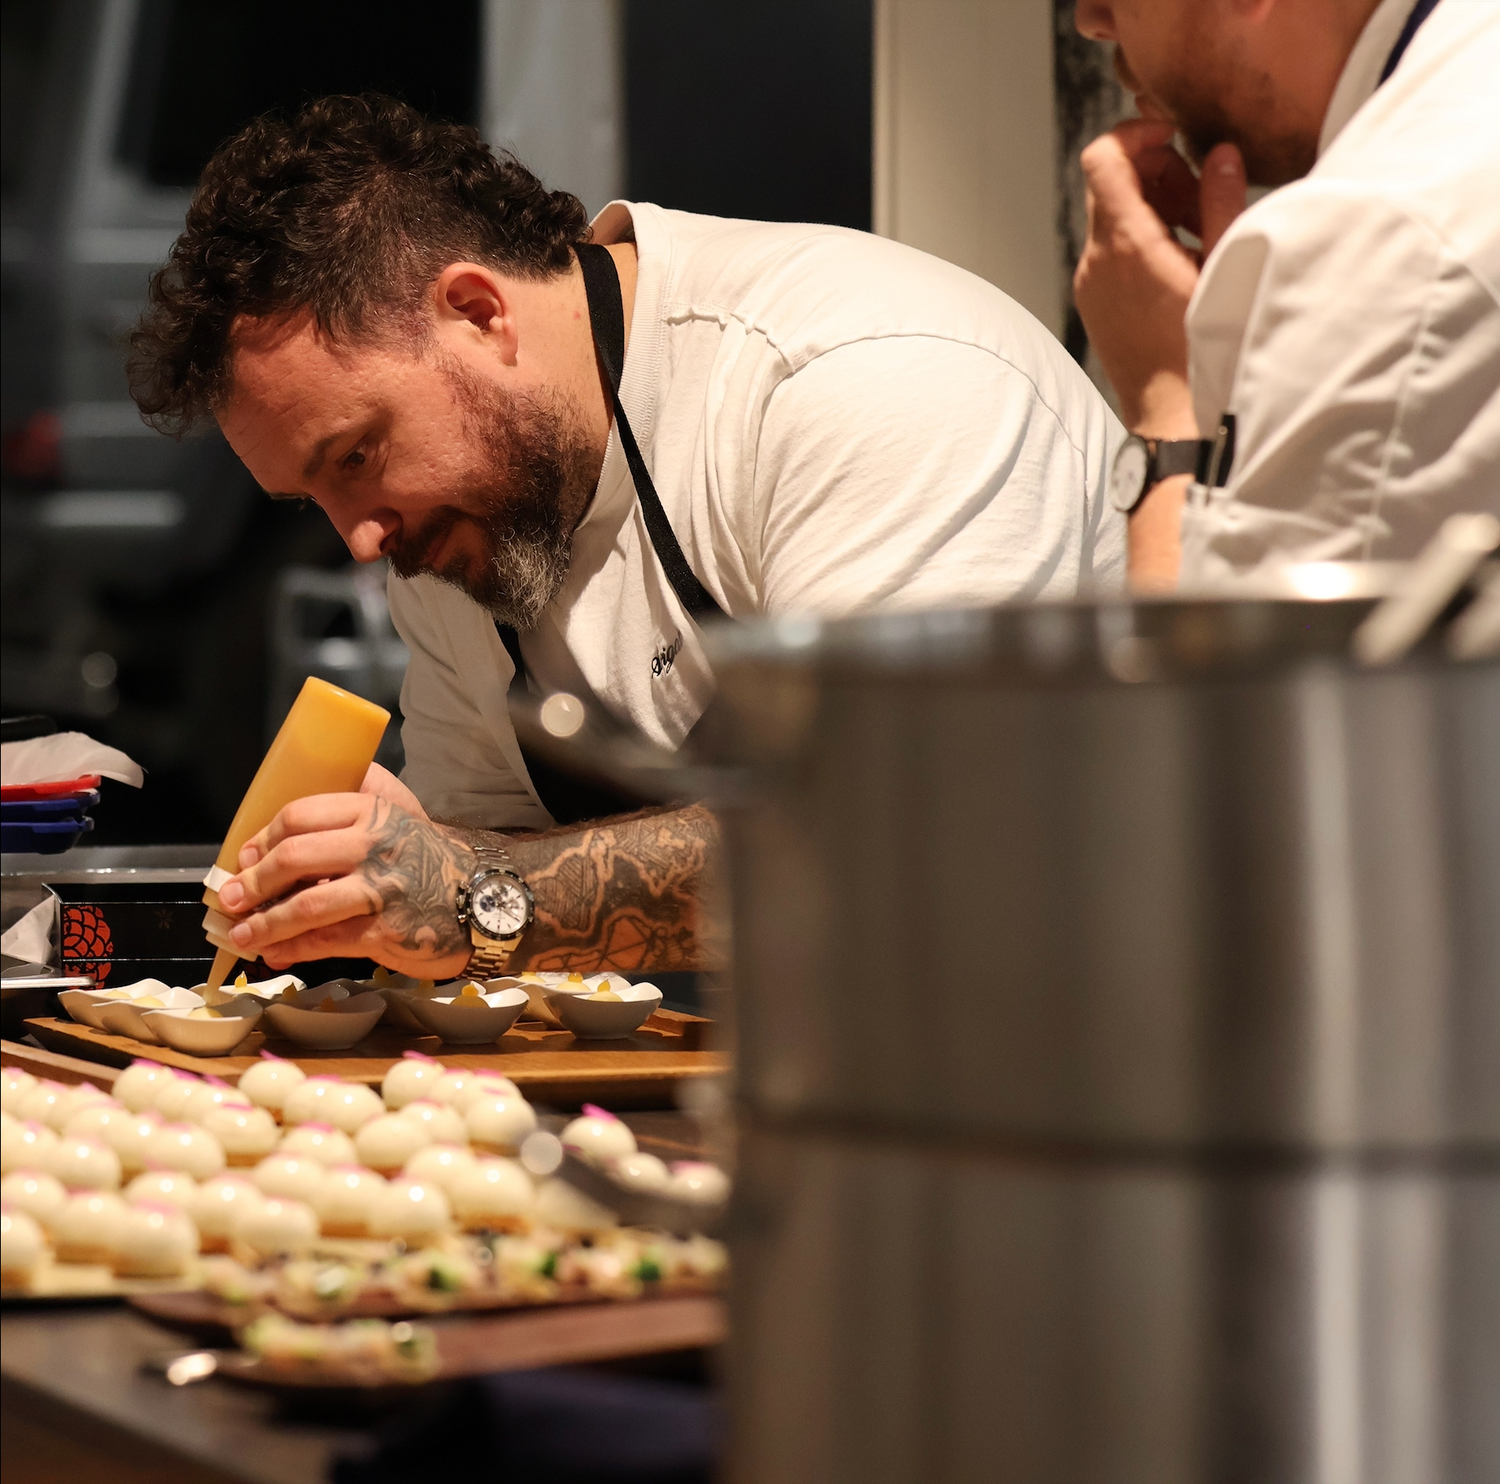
<box><xmin>625</xmin><ymin>0</ymin><xmax>872</xmax><ymax>230</ymax></box>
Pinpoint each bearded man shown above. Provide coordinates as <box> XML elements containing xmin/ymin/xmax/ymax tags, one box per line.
<box><xmin>1073</xmin><ymin>0</ymin><xmax>1499</xmax><ymax>587</ymax></box>
<box><xmin>129</xmin><ymin>94</ymin><xmax>1123</xmax><ymax>978</ymax></box>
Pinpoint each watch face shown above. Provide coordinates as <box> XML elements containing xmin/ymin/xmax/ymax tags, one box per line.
<box><xmin>1108</xmin><ymin>438</ymin><xmax>1151</xmax><ymax>513</ymax></box>
<box><xmin>472</xmin><ymin>873</ymin><xmax>532</xmax><ymax>939</ymax></box>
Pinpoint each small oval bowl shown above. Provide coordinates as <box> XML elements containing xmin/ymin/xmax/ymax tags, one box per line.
<box><xmin>375</xmin><ymin>986</ymin><xmax>440</xmax><ymax>1034</ymax></box>
<box><xmin>545</xmin><ymin>982</ymin><xmax>663</xmax><ymax>1040</ymax></box>
<box><xmin>262</xmin><ymin>991</ymin><xmax>386</xmax><ymax>1050</ymax></box>
<box><xmin>409</xmin><ymin>985</ymin><xmax>529</xmax><ymax>1045</ymax></box>
<box><xmin>94</xmin><ymin>987</ymin><xmax>207</xmax><ymax>1043</ymax></box>
<box><xmin>60</xmin><ymin>979</ymin><xmax>182</xmax><ymax>1030</ymax></box>
<box><xmin>59</xmin><ymin>988</ymin><xmax>122</xmax><ymax>1030</ymax></box>
<box><xmin>144</xmin><ymin>1004</ymin><xmax>262</xmax><ymax>1056</ymax></box>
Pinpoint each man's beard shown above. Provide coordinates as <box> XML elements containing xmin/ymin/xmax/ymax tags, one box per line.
<box><xmin>1115</xmin><ymin>44</ymin><xmax>1316</xmax><ymax>187</ymax></box>
<box><xmin>389</xmin><ymin>356</ymin><xmax>595</xmax><ymax>631</ymax></box>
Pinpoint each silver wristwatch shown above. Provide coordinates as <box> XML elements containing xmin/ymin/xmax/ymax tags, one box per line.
<box><xmin>454</xmin><ymin>844</ymin><xmax>534</xmax><ymax>979</ymax></box>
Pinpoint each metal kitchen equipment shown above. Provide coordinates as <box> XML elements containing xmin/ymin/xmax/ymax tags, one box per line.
<box><xmin>699</xmin><ymin>582</ymin><xmax>1499</xmax><ymax>1484</ymax></box>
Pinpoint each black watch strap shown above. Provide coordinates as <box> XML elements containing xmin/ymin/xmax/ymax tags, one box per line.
<box><xmin>1152</xmin><ymin>439</ymin><xmax>1202</xmax><ymax>482</ymax></box>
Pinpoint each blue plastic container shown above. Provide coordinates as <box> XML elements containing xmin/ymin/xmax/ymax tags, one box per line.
<box><xmin>0</xmin><ymin>815</ymin><xmax>95</xmax><ymax>854</ymax></box>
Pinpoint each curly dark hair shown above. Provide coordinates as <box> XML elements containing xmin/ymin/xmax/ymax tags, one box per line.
<box><xmin>129</xmin><ymin>94</ymin><xmax>591</xmax><ymax>433</ymax></box>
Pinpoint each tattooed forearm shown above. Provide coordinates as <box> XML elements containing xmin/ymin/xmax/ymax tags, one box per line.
<box><xmin>443</xmin><ymin>804</ymin><xmax>725</xmax><ymax>974</ymax></box>
<box><xmin>355</xmin><ymin>799</ymin><xmax>477</xmax><ymax>960</ymax></box>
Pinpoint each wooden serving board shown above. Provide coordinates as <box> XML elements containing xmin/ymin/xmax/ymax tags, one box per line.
<box><xmin>22</xmin><ymin>1013</ymin><xmax>726</xmax><ymax>1110</ymax></box>
<box><xmin>207</xmin><ymin>1294</ymin><xmax>727</xmax><ymax>1390</ymax></box>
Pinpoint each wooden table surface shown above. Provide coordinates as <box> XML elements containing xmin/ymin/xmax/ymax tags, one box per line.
<box><xmin>1</xmin><ymin>1305</ymin><xmax>364</xmax><ymax>1484</ymax></box>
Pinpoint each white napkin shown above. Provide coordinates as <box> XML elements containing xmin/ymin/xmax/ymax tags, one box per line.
<box><xmin>1</xmin><ymin>732</ymin><xmax>143</xmax><ymax>787</ymax></box>
<box><xmin>1</xmin><ymin>896</ymin><xmax>57</xmax><ymax>963</ymax></box>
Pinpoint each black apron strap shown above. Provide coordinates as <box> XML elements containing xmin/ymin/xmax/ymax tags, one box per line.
<box><xmin>575</xmin><ymin>242</ymin><xmax>727</xmax><ymax>624</ymax></box>
<box><xmin>494</xmin><ymin>620</ymin><xmax>639</xmax><ymax>825</ymax></box>
<box><xmin>495</xmin><ymin>241</ymin><xmax>724</xmax><ymax>825</ymax></box>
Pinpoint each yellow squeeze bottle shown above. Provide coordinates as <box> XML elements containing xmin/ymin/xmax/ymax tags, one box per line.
<box><xmin>202</xmin><ymin>676</ymin><xmax>390</xmax><ymax>992</ymax></box>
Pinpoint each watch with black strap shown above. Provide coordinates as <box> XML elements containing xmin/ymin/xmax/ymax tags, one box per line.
<box><xmin>1107</xmin><ymin>436</ymin><xmax>1204</xmax><ymax>514</ymax></box>
<box><xmin>454</xmin><ymin>844</ymin><xmax>534</xmax><ymax>979</ymax></box>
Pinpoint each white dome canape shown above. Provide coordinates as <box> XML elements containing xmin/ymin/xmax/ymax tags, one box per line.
<box><xmin>354</xmin><ymin>1113</ymin><xmax>431</xmax><ymax>1175</ymax></box>
<box><xmin>369</xmin><ymin>1177</ymin><xmax>451</xmax><ymax>1244</ymax></box>
<box><xmin>449</xmin><ymin>1074</ymin><xmax>522</xmax><ymax>1114</ymax></box>
<box><xmin>277</xmin><ymin>1123</ymin><xmax>357</xmax><ymax>1166</ymax></box>
<box><xmin>1</xmin><ymin>1170</ymin><xmax>68</xmax><ymax>1231</ymax></box>
<box><xmin>52</xmin><ymin>1190</ymin><xmax>129</xmax><ymax>1264</ymax></box>
<box><xmin>668</xmin><ymin>1161</ymin><xmax>731</xmax><ymax>1205</ymax></box>
<box><xmin>236</xmin><ymin>1197</ymin><xmax>319</xmax><ymax>1257</ymax></box>
<box><xmin>57</xmin><ymin>1084</ymin><xmax>114</xmax><ymax>1130</ymax></box>
<box><xmin>63</xmin><ymin>1100</ymin><xmax>132</xmax><ymax>1145</ymax></box>
<box><xmin>279</xmin><ymin>1075</ymin><xmax>343</xmax><ymax>1126</ymax></box>
<box><xmin>185</xmin><ymin>1080</ymin><xmax>252</xmax><ymax>1124</ymax></box>
<box><xmin>236</xmin><ymin>1055</ymin><xmax>307</xmax><ymax>1115</ymax></box>
<box><xmin>1</xmin><ymin>1207</ymin><xmax>46</xmax><ymax>1288</ymax></box>
<box><xmin>113</xmin><ymin>1060</ymin><xmax>174</xmax><ymax>1113</ymax></box>
<box><xmin>449</xmin><ymin>1157</ymin><xmax>536</xmax><ymax>1232</ymax></box>
<box><xmin>42</xmin><ymin>1136</ymin><xmax>122</xmax><ymax>1192</ymax></box>
<box><xmin>396</xmin><ymin>1099</ymin><xmax>466</xmax><ymax>1145</ymax></box>
<box><xmin>465</xmin><ymin>1095</ymin><xmax>538</xmax><ymax>1155</ymax></box>
<box><xmin>249</xmin><ymin>1154</ymin><xmax>327</xmax><ymax>1206</ymax></box>
<box><xmin>189</xmin><ymin>1174</ymin><xmax>265</xmax><ymax>1251</ymax></box>
<box><xmin>321</xmin><ymin>1082</ymin><xmax>384</xmax><ymax>1134</ymax></box>
<box><xmin>112</xmin><ymin>1202</ymin><xmax>198</xmax><ymax>1278</ymax></box>
<box><xmin>146</xmin><ymin>1123</ymin><xmax>225</xmax><ymax>1180</ymax></box>
<box><xmin>609</xmin><ymin>1152</ymin><xmax>672</xmax><ymax>1192</ymax></box>
<box><xmin>202</xmin><ymin>1105</ymin><xmax>280</xmax><ymax>1166</ymax></box>
<box><xmin>152</xmin><ymin>1074</ymin><xmax>203</xmax><ymax>1123</ymax></box>
<box><xmin>125</xmin><ymin>1170</ymin><xmax>198</xmax><ymax>1209</ymax></box>
<box><xmin>315</xmin><ymin>1166</ymin><xmax>387</xmax><ymax>1238</ymax></box>
<box><xmin>402</xmin><ymin>1142</ymin><xmax>478</xmax><ymax>1195</ymax></box>
<box><xmin>17</xmin><ymin>1080</ymin><xmax>71</xmax><ymax>1130</ymax></box>
<box><xmin>2</xmin><ymin>1120</ymin><xmax>57</xmax><ymax>1176</ymax></box>
<box><xmin>561</xmin><ymin>1106</ymin><xmax>637</xmax><ymax>1164</ymax></box>
<box><xmin>1</xmin><ymin>1067</ymin><xmax>38</xmax><ymax>1115</ymax></box>
<box><xmin>380</xmin><ymin>1053</ymin><xmax>445</xmax><ymax>1110</ymax></box>
<box><xmin>427</xmin><ymin>1069</ymin><xmax>484</xmax><ymax>1107</ymax></box>
<box><xmin>101</xmin><ymin>1111</ymin><xmax>161</xmax><ymax>1175</ymax></box>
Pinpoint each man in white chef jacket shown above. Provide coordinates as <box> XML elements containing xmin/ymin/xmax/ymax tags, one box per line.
<box><xmin>128</xmin><ymin>95</ymin><xmax>1124</xmax><ymax>978</ymax></box>
<box><xmin>1071</xmin><ymin>0</ymin><xmax>1499</xmax><ymax>588</ymax></box>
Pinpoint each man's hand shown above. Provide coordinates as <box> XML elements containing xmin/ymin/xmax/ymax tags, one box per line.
<box><xmin>1074</xmin><ymin>120</ymin><xmax>1246</xmax><ymax>584</ymax></box>
<box><xmin>217</xmin><ymin>786</ymin><xmax>477</xmax><ymax>978</ymax></box>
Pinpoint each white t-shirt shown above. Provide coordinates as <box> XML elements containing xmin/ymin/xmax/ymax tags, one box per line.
<box><xmin>392</xmin><ymin>203</ymin><xmax>1125</xmax><ymax>827</ymax></box>
<box><xmin>1179</xmin><ymin>0</ymin><xmax>1500</xmax><ymax>584</ymax></box>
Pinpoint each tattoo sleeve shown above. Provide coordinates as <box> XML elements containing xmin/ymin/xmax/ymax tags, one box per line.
<box><xmin>439</xmin><ymin>803</ymin><xmax>725</xmax><ymax>974</ymax></box>
<box><xmin>355</xmin><ymin>799</ymin><xmax>477</xmax><ymax>960</ymax></box>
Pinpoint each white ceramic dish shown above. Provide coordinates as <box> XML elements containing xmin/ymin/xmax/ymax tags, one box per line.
<box><xmin>93</xmin><ymin>988</ymin><xmax>207</xmax><ymax>1044</ymax></box>
<box><xmin>544</xmin><ymin>982</ymin><xmax>662</xmax><ymax>1040</ymax></box>
<box><xmin>375</xmin><ymin>987</ymin><xmax>437</xmax><ymax>1034</ymax></box>
<box><xmin>200</xmin><ymin>974</ymin><xmax>305</xmax><ymax>1005</ymax></box>
<box><xmin>143</xmin><ymin>1005</ymin><xmax>262</xmax><ymax>1056</ymax></box>
<box><xmin>409</xmin><ymin>986</ymin><xmax>529</xmax><ymax>1045</ymax></box>
<box><xmin>516</xmin><ymin>973</ymin><xmax>601</xmax><ymax>1027</ymax></box>
<box><xmin>279</xmin><ymin>982</ymin><xmax>350</xmax><ymax>1010</ymax></box>
<box><xmin>262</xmin><ymin>992</ymin><xmax>386</xmax><ymax>1050</ymax></box>
<box><xmin>58</xmin><ymin>989</ymin><xmax>119</xmax><ymax>1031</ymax></box>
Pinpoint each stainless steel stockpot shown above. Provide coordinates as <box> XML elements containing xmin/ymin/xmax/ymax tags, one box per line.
<box><xmin>705</xmin><ymin>592</ymin><xmax>1499</xmax><ymax>1484</ymax></box>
